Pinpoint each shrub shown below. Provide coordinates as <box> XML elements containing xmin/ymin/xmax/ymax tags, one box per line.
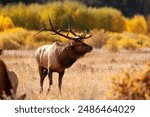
<box><xmin>107</xmin><ymin>32</ymin><xmax>150</xmax><ymax>50</ymax></box>
<box><xmin>106</xmin><ymin>38</ymin><xmax>119</xmax><ymax>52</ymax></box>
<box><xmin>125</xmin><ymin>15</ymin><xmax>147</xmax><ymax>34</ymax></box>
<box><xmin>0</xmin><ymin>38</ymin><xmax>21</xmax><ymax>50</ymax></box>
<box><xmin>118</xmin><ymin>38</ymin><xmax>138</xmax><ymax>50</ymax></box>
<box><xmin>0</xmin><ymin>15</ymin><xmax>14</xmax><ymax>31</ymax></box>
<box><xmin>40</xmin><ymin>1</ymin><xmax>93</xmax><ymax>31</ymax></box>
<box><xmin>0</xmin><ymin>3</ymin><xmax>42</xmax><ymax>30</ymax></box>
<box><xmin>40</xmin><ymin>2</ymin><xmax>126</xmax><ymax>33</ymax></box>
<box><xmin>72</xmin><ymin>7</ymin><xmax>95</xmax><ymax>30</ymax></box>
<box><xmin>0</xmin><ymin>1</ymin><xmax>126</xmax><ymax>32</ymax></box>
<box><xmin>0</xmin><ymin>27</ymin><xmax>29</xmax><ymax>46</ymax></box>
<box><xmin>92</xmin><ymin>7</ymin><xmax>125</xmax><ymax>32</ymax></box>
<box><xmin>110</xmin><ymin>69</ymin><xmax>150</xmax><ymax>100</ymax></box>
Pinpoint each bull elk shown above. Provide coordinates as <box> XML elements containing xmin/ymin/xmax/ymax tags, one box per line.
<box><xmin>0</xmin><ymin>59</ymin><xmax>26</xmax><ymax>99</ymax></box>
<box><xmin>35</xmin><ymin>17</ymin><xmax>93</xmax><ymax>93</ymax></box>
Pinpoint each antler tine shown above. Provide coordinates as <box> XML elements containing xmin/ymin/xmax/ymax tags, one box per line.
<box><xmin>82</xmin><ymin>30</ymin><xmax>93</xmax><ymax>39</ymax></box>
<box><xmin>34</xmin><ymin>28</ymin><xmax>52</xmax><ymax>36</ymax></box>
<box><xmin>70</xmin><ymin>28</ymin><xmax>80</xmax><ymax>37</ymax></box>
<box><xmin>48</xmin><ymin>15</ymin><xmax>54</xmax><ymax>30</ymax></box>
<box><xmin>66</xmin><ymin>17</ymin><xmax>70</xmax><ymax>36</ymax></box>
<box><xmin>66</xmin><ymin>29</ymin><xmax>70</xmax><ymax>36</ymax></box>
<box><xmin>80</xmin><ymin>30</ymin><xmax>87</xmax><ymax>39</ymax></box>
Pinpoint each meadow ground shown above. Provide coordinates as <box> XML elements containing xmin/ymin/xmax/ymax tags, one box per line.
<box><xmin>1</xmin><ymin>48</ymin><xmax>150</xmax><ymax>100</ymax></box>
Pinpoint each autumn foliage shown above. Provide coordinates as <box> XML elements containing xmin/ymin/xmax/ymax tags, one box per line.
<box><xmin>0</xmin><ymin>15</ymin><xmax>14</xmax><ymax>31</ymax></box>
<box><xmin>111</xmin><ymin>68</ymin><xmax>150</xmax><ymax>100</ymax></box>
<box><xmin>0</xmin><ymin>1</ymin><xmax>149</xmax><ymax>50</ymax></box>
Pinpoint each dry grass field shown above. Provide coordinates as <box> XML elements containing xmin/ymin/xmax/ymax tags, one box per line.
<box><xmin>1</xmin><ymin>48</ymin><xmax>150</xmax><ymax>100</ymax></box>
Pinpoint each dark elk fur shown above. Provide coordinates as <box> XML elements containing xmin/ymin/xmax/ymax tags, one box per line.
<box><xmin>35</xmin><ymin>17</ymin><xmax>93</xmax><ymax>93</ymax></box>
<box><xmin>0</xmin><ymin>49</ymin><xmax>2</xmax><ymax>55</ymax></box>
<box><xmin>0</xmin><ymin>59</ymin><xmax>12</xmax><ymax>98</ymax></box>
<box><xmin>0</xmin><ymin>59</ymin><xmax>26</xmax><ymax>100</ymax></box>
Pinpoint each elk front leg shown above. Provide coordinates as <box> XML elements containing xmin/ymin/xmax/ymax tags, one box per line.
<box><xmin>39</xmin><ymin>66</ymin><xmax>48</xmax><ymax>93</ymax></box>
<box><xmin>58</xmin><ymin>71</ymin><xmax>65</xmax><ymax>93</ymax></box>
<box><xmin>47</xmin><ymin>69</ymin><xmax>53</xmax><ymax>94</ymax></box>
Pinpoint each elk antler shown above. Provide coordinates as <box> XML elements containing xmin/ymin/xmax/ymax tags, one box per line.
<box><xmin>35</xmin><ymin>16</ymin><xmax>93</xmax><ymax>41</ymax></box>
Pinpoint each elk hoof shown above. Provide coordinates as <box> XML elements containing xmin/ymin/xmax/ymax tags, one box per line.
<box><xmin>46</xmin><ymin>88</ymin><xmax>50</xmax><ymax>95</ymax></box>
<box><xmin>59</xmin><ymin>92</ymin><xmax>62</xmax><ymax>97</ymax></box>
<box><xmin>18</xmin><ymin>94</ymin><xmax>26</xmax><ymax>100</ymax></box>
<box><xmin>39</xmin><ymin>88</ymin><xmax>43</xmax><ymax>94</ymax></box>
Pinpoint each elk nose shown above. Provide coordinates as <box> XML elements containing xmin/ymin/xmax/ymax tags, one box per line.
<box><xmin>87</xmin><ymin>46</ymin><xmax>93</xmax><ymax>52</ymax></box>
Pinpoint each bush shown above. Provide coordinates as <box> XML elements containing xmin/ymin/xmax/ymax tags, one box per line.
<box><xmin>0</xmin><ymin>1</ymin><xmax>126</xmax><ymax>32</ymax></box>
<box><xmin>0</xmin><ymin>3</ymin><xmax>42</xmax><ymax>30</ymax></box>
<box><xmin>0</xmin><ymin>27</ymin><xmax>29</xmax><ymax>49</ymax></box>
<box><xmin>40</xmin><ymin>1</ymin><xmax>93</xmax><ymax>31</ymax></box>
<box><xmin>125</xmin><ymin>15</ymin><xmax>147</xmax><ymax>34</ymax></box>
<box><xmin>0</xmin><ymin>38</ymin><xmax>21</xmax><ymax>50</ymax></box>
<box><xmin>0</xmin><ymin>27</ymin><xmax>29</xmax><ymax>47</ymax></box>
<box><xmin>107</xmin><ymin>32</ymin><xmax>150</xmax><ymax>50</ymax></box>
<box><xmin>92</xmin><ymin>7</ymin><xmax>126</xmax><ymax>32</ymax></box>
<box><xmin>118</xmin><ymin>38</ymin><xmax>138</xmax><ymax>50</ymax></box>
<box><xmin>106</xmin><ymin>38</ymin><xmax>119</xmax><ymax>52</ymax></box>
<box><xmin>110</xmin><ymin>69</ymin><xmax>150</xmax><ymax>100</ymax></box>
<box><xmin>0</xmin><ymin>15</ymin><xmax>14</xmax><ymax>31</ymax></box>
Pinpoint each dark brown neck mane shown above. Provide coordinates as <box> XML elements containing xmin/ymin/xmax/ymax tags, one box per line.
<box><xmin>56</xmin><ymin>45</ymin><xmax>76</xmax><ymax>68</ymax></box>
<box><xmin>56</xmin><ymin>43</ymin><xmax>85</xmax><ymax>68</ymax></box>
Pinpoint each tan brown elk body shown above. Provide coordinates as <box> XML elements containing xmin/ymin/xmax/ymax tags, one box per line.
<box><xmin>0</xmin><ymin>59</ymin><xmax>26</xmax><ymax>99</ymax></box>
<box><xmin>35</xmin><ymin>18</ymin><xmax>93</xmax><ymax>93</ymax></box>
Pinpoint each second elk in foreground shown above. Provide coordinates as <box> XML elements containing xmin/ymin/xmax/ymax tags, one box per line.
<box><xmin>0</xmin><ymin>59</ymin><xmax>26</xmax><ymax>99</ymax></box>
<box><xmin>35</xmin><ymin>18</ymin><xmax>93</xmax><ymax>93</ymax></box>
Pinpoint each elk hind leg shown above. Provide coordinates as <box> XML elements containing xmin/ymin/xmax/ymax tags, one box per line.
<box><xmin>39</xmin><ymin>66</ymin><xmax>48</xmax><ymax>93</ymax></box>
<box><xmin>47</xmin><ymin>70</ymin><xmax>53</xmax><ymax>94</ymax></box>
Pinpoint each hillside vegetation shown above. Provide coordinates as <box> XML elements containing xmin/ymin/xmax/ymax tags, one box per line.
<box><xmin>0</xmin><ymin>1</ymin><xmax>149</xmax><ymax>51</ymax></box>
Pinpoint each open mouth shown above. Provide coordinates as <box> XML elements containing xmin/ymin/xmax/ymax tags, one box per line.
<box><xmin>87</xmin><ymin>49</ymin><xmax>92</xmax><ymax>53</ymax></box>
